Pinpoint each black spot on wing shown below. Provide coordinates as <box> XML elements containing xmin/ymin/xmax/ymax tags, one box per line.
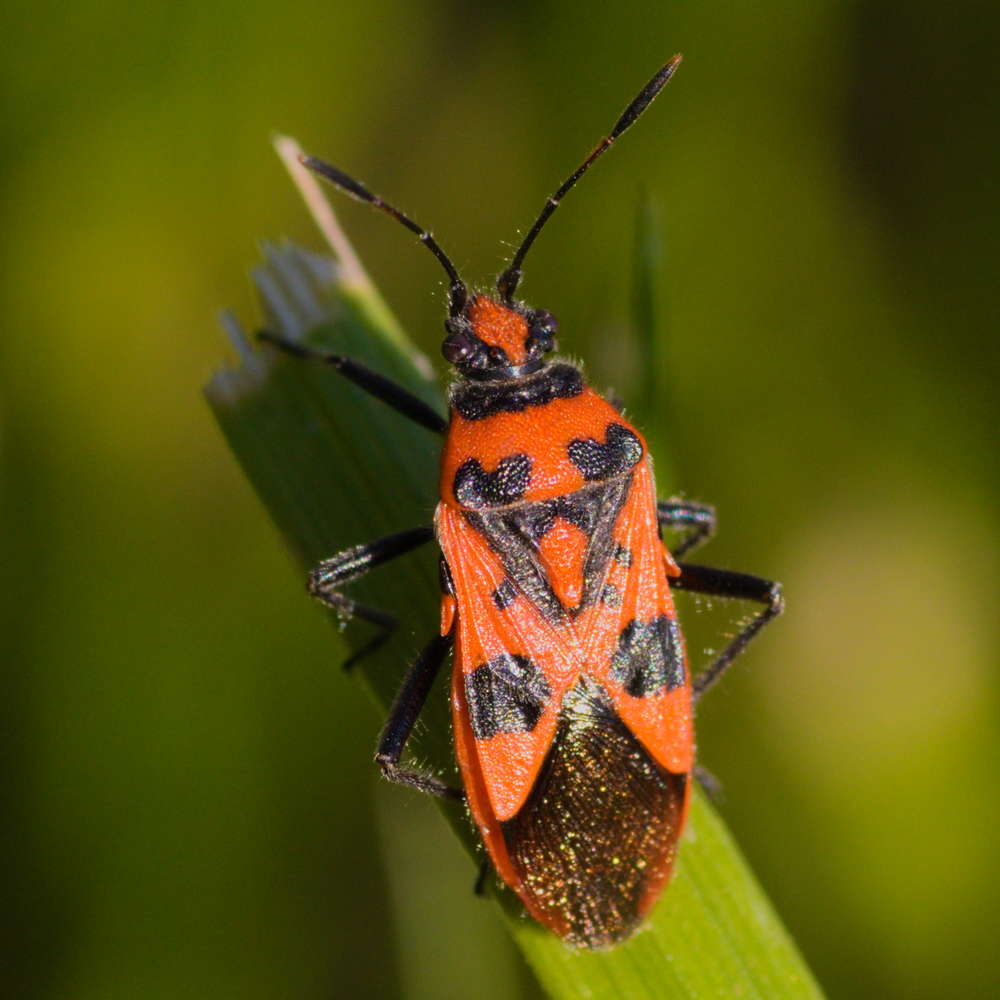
<box><xmin>466</xmin><ymin>654</ymin><xmax>552</xmax><ymax>740</ymax></box>
<box><xmin>453</xmin><ymin>454</ymin><xmax>531</xmax><ymax>509</ymax></box>
<box><xmin>491</xmin><ymin>579</ymin><xmax>517</xmax><ymax>609</ymax></box>
<box><xmin>610</xmin><ymin>615</ymin><xmax>686</xmax><ymax>697</ymax></box>
<box><xmin>568</xmin><ymin>423</ymin><xmax>643</xmax><ymax>482</ymax></box>
<box><xmin>613</xmin><ymin>544</ymin><xmax>633</xmax><ymax>566</ymax></box>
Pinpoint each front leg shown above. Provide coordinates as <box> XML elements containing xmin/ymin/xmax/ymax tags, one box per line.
<box><xmin>259</xmin><ymin>332</ymin><xmax>447</xmax><ymax>435</ymax></box>
<box><xmin>309</xmin><ymin>526</ymin><xmax>434</xmax><ymax>670</ymax></box>
<box><xmin>658</xmin><ymin>498</ymin><xmax>716</xmax><ymax>559</ymax></box>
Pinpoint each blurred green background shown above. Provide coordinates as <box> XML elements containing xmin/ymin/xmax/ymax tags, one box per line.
<box><xmin>2</xmin><ymin>1</ymin><xmax>997</xmax><ymax>997</ymax></box>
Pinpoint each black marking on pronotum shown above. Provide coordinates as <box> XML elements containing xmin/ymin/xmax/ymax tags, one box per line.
<box><xmin>454</xmin><ymin>454</ymin><xmax>532</xmax><ymax>509</ymax></box>
<box><xmin>492</xmin><ymin>579</ymin><xmax>517</xmax><ymax>610</ymax></box>
<box><xmin>451</xmin><ymin>363</ymin><xmax>584</xmax><ymax>420</ymax></box>
<box><xmin>466</xmin><ymin>654</ymin><xmax>551</xmax><ymax>739</ymax></box>
<box><xmin>610</xmin><ymin>615</ymin><xmax>686</xmax><ymax>697</ymax></box>
<box><xmin>568</xmin><ymin>423</ymin><xmax>643</xmax><ymax>482</ymax></box>
<box><xmin>601</xmin><ymin>584</ymin><xmax>622</xmax><ymax>608</ymax></box>
<box><xmin>613</xmin><ymin>544</ymin><xmax>633</xmax><ymax>566</ymax></box>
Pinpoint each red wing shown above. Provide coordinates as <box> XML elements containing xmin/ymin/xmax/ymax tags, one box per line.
<box><xmin>437</xmin><ymin>503</ymin><xmax>578</xmax><ymax>822</ymax></box>
<box><xmin>578</xmin><ymin>459</ymin><xmax>694</xmax><ymax>775</ymax></box>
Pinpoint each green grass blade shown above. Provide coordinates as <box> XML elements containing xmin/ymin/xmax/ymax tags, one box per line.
<box><xmin>205</xmin><ymin>149</ymin><xmax>826</xmax><ymax>999</ymax></box>
<box><xmin>513</xmin><ymin>793</ymin><xmax>823</xmax><ymax>998</ymax></box>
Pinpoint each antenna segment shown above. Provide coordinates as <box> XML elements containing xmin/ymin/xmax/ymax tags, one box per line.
<box><xmin>497</xmin><ymin>54</ymin><xmax>682</xmax><ymax>302</ymax></box>
<box><xmin>301</xmin><ymin>154</ymin><xmax>468</xmax><ymax>314</ymax></box>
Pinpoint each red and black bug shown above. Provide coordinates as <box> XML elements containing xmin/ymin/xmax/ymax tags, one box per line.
<box><xmin>262</xmin><ymin>55</ymin><xmax>783</xmax><ymax>949</ymax></box>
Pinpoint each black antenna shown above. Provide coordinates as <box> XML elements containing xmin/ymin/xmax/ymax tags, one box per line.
<box><xmin>300</xmin><ymin>154</ymin><xmax>468</xmax><ymax>315</ymax></box>
<box><xmin>497</xmin><ymin>54</ymin><xmax>683</xmax><ymax>302</ymax></box>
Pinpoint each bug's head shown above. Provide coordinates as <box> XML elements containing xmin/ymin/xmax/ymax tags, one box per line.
<box><xmin>297</xmin><ymin>55</ymin><xmax>681</xmax><ymax>382</ymax></box>
<box><xmin>442</xmin><ymin>295</ymin><xmax>558</xmax><ymax>379</ymax></box>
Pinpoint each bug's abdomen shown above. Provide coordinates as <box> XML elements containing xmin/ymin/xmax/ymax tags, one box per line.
<box><xmin>501</xmin><ymin>677</ymin><xmax>688</xmax><ymax>948</ymax></box>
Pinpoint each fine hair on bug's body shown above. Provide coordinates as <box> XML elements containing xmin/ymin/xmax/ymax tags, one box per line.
<box><xmin>261</xmin><ymin>54</ymin><xmax>784</xmax><ymax>949</ymax></box>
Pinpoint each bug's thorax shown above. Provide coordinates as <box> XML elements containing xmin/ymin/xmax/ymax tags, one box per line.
<box><xmin>441</xmin><ymin>363</ymin><xmax>647</xmax><ymax>511</ymax></box>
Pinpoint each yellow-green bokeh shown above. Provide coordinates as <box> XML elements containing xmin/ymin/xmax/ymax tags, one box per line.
<box><xmin>1</xmin><ymin>1</ymin><xmax>996</xmax><ymax>997</ymax></box>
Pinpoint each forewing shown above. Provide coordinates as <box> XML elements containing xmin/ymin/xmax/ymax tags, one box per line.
<box><xmin>580</xmin><ymin>458</ymin><xmax>694</xmax><ymax>775</ymax></box>
<box><xmin>437</xmin><ymin>503</ymin><xmax>576</xmax><ymax>821</ymax></box>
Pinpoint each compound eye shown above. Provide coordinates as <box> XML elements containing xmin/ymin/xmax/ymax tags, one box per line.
<box><xmin>527</xmin><ymin>309</ymin><xmax>558</xmax><ymax>355</ymax></box>
<box><xmin>532</xmin><ymin>309</ymin><xmax>558</xmax><ymax>335</ymax></box>
<box><xmin>443</xmin><ymin>329</ymin><xmax>490</xmax><ymax>369</ymax></box>
<box><xmin>442</xmin><ymin>331</ymin><xmax>475</xmax><ymax>365</ymax></box>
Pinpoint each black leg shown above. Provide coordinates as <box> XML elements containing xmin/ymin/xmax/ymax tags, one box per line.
<box><xmin>658</xmin><ymin>499</ymin><xmax>717</xmax><ymax>559</ymax></box>
<box><xmin>375</xmin><ymin>633</ymin><xmax>463</xmax><ymax>800</ymax></box>
<box><xmin>693</xmin><ymin>764</ymin><xmax>724</xmax><ymax>804</ymax></box>
<box><xmin>334</xmin><ymin>604</ymin><xmax>396</xmax><ymax>673</ymax></box>
<box><xmin>309</xmin><ymin>526</ymin><xmax>433</xmax><ymax>670</ymax></box>
<box><xmin>259</xmin><ymin>331</ymin><xmax>448</xmax><ymax>435</ymax></box>
<box><xmin>473</xmin><ymin>858</ymin><xmax>491</xmax><ymax>896</ymax></box>
<box><xmin>672</xmin><ymin>562</ymin><xmax>784</xmax><ymax>701</ymax></box>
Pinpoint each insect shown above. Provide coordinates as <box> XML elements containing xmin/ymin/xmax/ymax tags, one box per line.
<box><xmin>262</xmin><ymin>55</ymin><xmax>783</xmax><ymax>948</ymax></box>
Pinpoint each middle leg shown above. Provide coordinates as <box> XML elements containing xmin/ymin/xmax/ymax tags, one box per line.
<box><xmin>672</xmin><ymin>562</ymin><xmax>784</xmax><ymax>701</ymax></box>
<box><xmin>657</xmin><ymin>499</ymin><xmax>717</xmax><ymax>559</ymax></box>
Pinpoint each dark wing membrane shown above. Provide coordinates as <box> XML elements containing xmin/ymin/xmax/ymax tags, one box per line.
<box><xmin>501</xmin><ymin>677</ymin><xmax>687</xmax><ymax>948</ymax></box>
